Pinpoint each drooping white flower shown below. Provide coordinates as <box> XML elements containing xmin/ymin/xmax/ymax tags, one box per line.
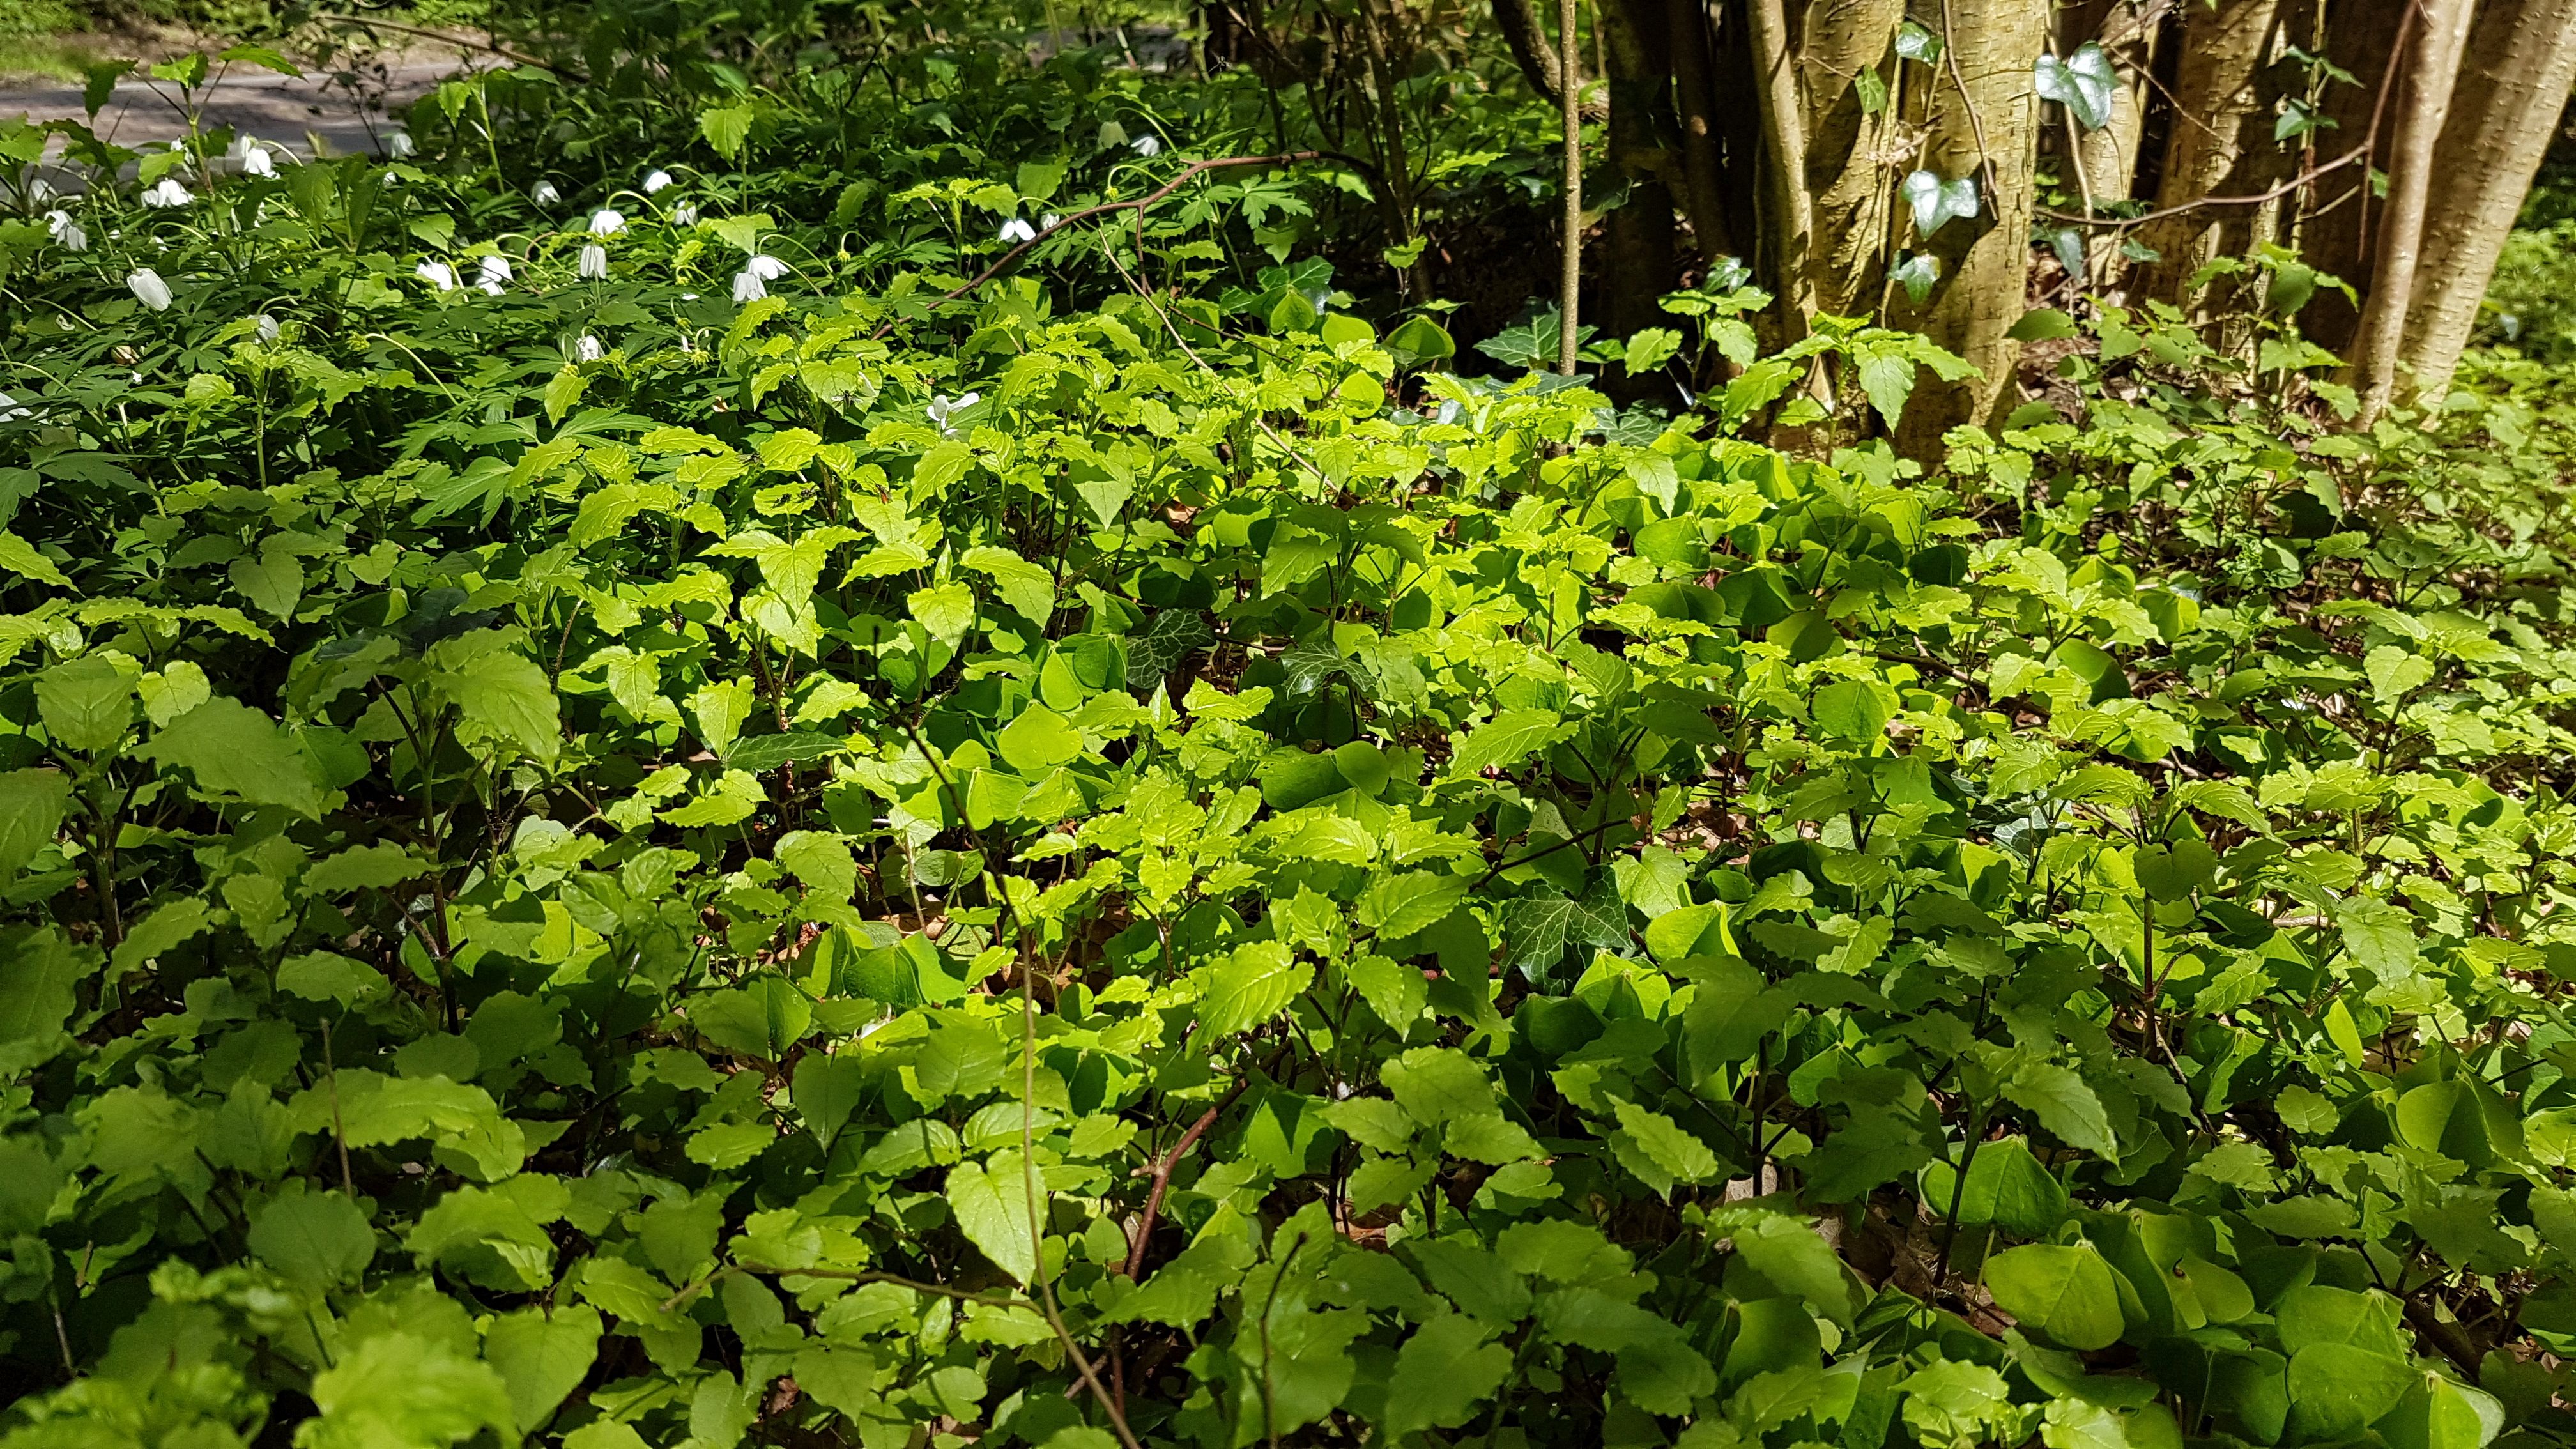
<box><xmin>588</xmin><ymin>208</ymin><xmax>625</xmax><ymax>236</ymax></box>
<box><xmin>385</xmin><ymin>130</ymin><xmax>414</xmax><ymax>158</ymax></box>
<box><xmin>237</xmin><ymin>137</ymin><xmax>275</xmax><ymax>177</ymax></box>
<box><xmin>643</xmin><ymin>169</ymin><xmax>674</xmax><ymax>193</ymax></box>
<box><xmin>1132</xmin><ymin>133</ymin><xmax>1163</xmax><ymax>157</ymax></box>
<box><xmin>998</xmin><ymin>217</ymin><xmax>1037</xmax><ymax>243</ymax></box>
<box><xmin>573</xmin><ymin>335</ymin><xmax>604</xmax><ymax>363</ymax></box>
<box><xmin>45</xmin><ymin>211</ymin><xmax>86</xmax><ymax>252</ymax></box>
<box><xmin>578</xmin><ymin>243</ymin><xmax>608</xmax><ymax>279</ymax></box>
<box><xmin>140</xmin><ymin>177</ymin><xmax>192</xmax><ymax>208</ymax></box>
<box><xmin>477</xmin><ymin>255</ymin><xmax>512</xmax><ymax>295</ymax></box>
<box><xmin>744</xmin><ymin>254</ymin><xmax>790</xmax><ymax>282</ymax></box>
<box><xmin>1041</xmin><ymin>213</ymin><xmax>1061</xmax><ymax>229</ymax></box>
<box><xmin>928</xmin><ymin>390</ymin><xmax>980</xmax><ymax>436</ymax></box>
<box><xmin>0</xmin><ymin>393</ymin><xmax>29</xmax><ymax>421</ymax></box>
<box><xmin>673</xmin><ymin>203</ymin><xmax>699</xmax><ymax>226</ymax></box>
<box><xmin>256</xmin><ymin>314</ymin><xmax>280</xmax><ymax>342</ymax></box>
<box><xmin>415</xmin><ymin>260</ymin><xmax>457</xmax><ymax>291</ymax></box>
<box><xmin>126</xmin><ymin>268</ymin><xmax>172</xmax><ymax>311</ymax></box>
<box><xmin>532</xmin><ymin>180</ymin><xmax>562</xmax><ymax>206</ymax></box>
<box><xmin>732</xmin><ymin>268</ymin><xmax>767</xmax><ymax>303</ymax></box>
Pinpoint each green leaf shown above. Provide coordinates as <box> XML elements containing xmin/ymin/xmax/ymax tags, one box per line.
<box><xmin>0</xmin><ymin>768</ymin><xmax>70</xmax><ymax>877</ymax></box>
<box><xmin>1611</xmin><ymin>1101</ymin><xmax>1722</xmax><ymax>1197</ymax></box>
<box><xmin>1982</xmin><ymin>1243</ymin><xmax>2129</xmax><ymax>1351</ymax></box>
<box><xmin>247</xmin><ymin>1181</ymin><xmax>376</xmax><ymax>1288</ymax></box>
<box><xmin>433</xmin><ymin>642</ymin><xmax>561</xmax><ymax>763</ymax></box>
<box><xmin>908</xmin><ymin>580</ymin><xmax>978</xmax><ymax>648</ymax></box>
<box><xmin>0</xmin><ymin>530</ymin><xmax>72</xmax><ymax>588</ymax></box>
<box><xmin>307</xmin><ymin>842</ymin><xmax>427</xmax><ymax>894</ymax></box>
<box><xmin>947</xmin><ymin>1154</ymin><xmax>1039</xmax><ymax>1282</ymax></box>
<box><xmin>303</xmin><ymin>1331</ymin><xmax>518</xmax><ymax>1449</ymax></box>
<box><xmin>141</xmin><ymin>697</ymin><xmax>323</xmax><ymax>817</ymax></box>
<box><xmin>1197</xmin><ymin>940</ymin><xmax>1312</xmax><ymax>1038</ymax></box>
<box><xmin>230</xmin><ymin>546</ymin><xmax>306</xmax><ymax>618</ymax></box>
<box><xmin>2009</xmin><ymin>308</ymin><xmax>2080</xmax><ymax>341</ymax></box>
<box><xmin>699</xmin><ymin>102</ymin><xmax>755</xmax><ymax>159</ymax></box>
<box><xmin>793</xmin><ymin>1052</ymin><xmax>865</xmax><ymax>1149</ymax></box>
<box><xmin>38</xmin><ymin>656</ymin><xmax>131</xmax><ymax>755</ymax></box>
<box><xmin>2035</xmin><ymin>43</ymin><xmax>2117</xmax><ymax>130</ymax></box>
<box><xmin>2003</xmin><ymin>1062</ymin><xmax>2118</xmax><ymax>1158</ymax></box>
<box><xmin>1446</xmin><ymin>708</ymin><xmax>1570</xmax><ymax>781</ymax></box>
<box><xmin>1356</xmin><ymin>870</ymin><xmax>1469</xmax><ymax>939</ymax></box>
<box><xmin>2336</xmin><ymin>895</ymin><xmax>2420</xmax><ymax>983</ymax></box>
<box><xmin>482</xmin><ymin>1304</ymin><xmax>605</xmax><ymax>1434</ymax></box>
<box><xmin>1812</xmin><ymin>678</ymin><xmax>1897</xmax><ymax>743</ymax></box>
<box><xmin>1381</xmin><ymin>1314</ymin><xmax>1512</xmax><ymax>1438</ymax></box>
<box><xmin>691</xmin><ymin>976</ymin><xmax>813</xmax><ymax>1060</ymax></box>
<box><xmin>996</xmin><ymin>704</ymin><xmax>1084</xmax><ymax>773</ymax></box>
<box><xmin>1382</xmin><ymin>1046</ymin><xmax>1498</xmax><ymax>1125</ymax></box>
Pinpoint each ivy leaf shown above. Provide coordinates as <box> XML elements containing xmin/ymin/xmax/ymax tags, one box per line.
<box><xmin>1902</xmin><ymin>170</ymin><xmax>1981</xmax><ymax>236</ymax></box>
<box><xmin>1892</xmin><ymin>252</ymin><xmax>1942</xmax><ymax>303</ymax></box>
<box><xmin>947</xmin><ymin>1154</ymin><xmax>1039</xmax><ymax>1282</ymax></box>
<box><xmin>1501</xmin><ymin>878</ymin><xmax>1630</xmax><ymax>981</ymax></box>
<box><xmin>1894</xmin><ymin>19</ymin><xmax>1943</xmax><ymax>62</ymax></box>
<box><xmin>2035</xmin><ymin>43</ymin><xmax>2117</xmax><ymax>130</ymax></box>
<box><xmin>1127</xmin><ymin>610</ymin><xmax>1215</xmax><ymax>677</ymax></box>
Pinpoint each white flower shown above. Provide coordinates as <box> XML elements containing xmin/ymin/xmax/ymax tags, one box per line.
<box><xmin>673</xmin><ymin>203</ymin><xmax>699</xmax><ymax>226</ymax></box>
<box><xmin>998</xmin><ymin>217</ymin><xmax>1037</xmax><ymax>243</ymax></box>
<box><xmin>573</xmin><ymin>335</ymin><xmax>604</xmax><ymax>363</ymax></box>
<box><xmin>732</xmin><ymin>268</ymin><xmax>767</xmax><ymax>303</ymax></box>
<box><xmin>532</xmin><ymin>180</ymin><xmax>562</xmax><ymax>206</ymax></box>
<box><xmin>45</xmin><ymin>211</ymin><xmax>86</xmax><ymax>252</ymax></box>
<box><xmin>477</xmin><ymin>255</ymin><xmax>512</xmax><ymax>295</ymax></box>
<box><xmin>643</xmin><ymin>169</ymin><xmax>674</xmax><ymax>193</ymax></box>
<box><xmin>139</xmin><ymin>177</ymin><xmax>192</xmax><ymax>208</ymax></box>
<box><xmin>1041</xmin><ymin>213</ymin><xmax>1061</xmax><ymax>229</ymax></box>
<box><xmin>1133</xmin><ymin>133</ymin><xmax>1163</xmax><ymax>157</ymax></box>
<box><xmin>928</xmin><ymin>390</ymin><xmax>980</xmax><ymax>436</ymax></box>
<box><xmin>239</xmin><ymin>141</ymin><xmax>275</xmax><ymax>178</ymax></box>
<box><xmin>588</xmin><ymin>208</ymin><xmax>625</xmax><ymax>236</ymax></box>
<box><xmin>27</xmin><ymin>178</ymin><xmax>50</xmax><ymax>202</ymax></box>
<box><xmin>385</xmin><ymin>130</ymin><xmax>414</xmax><ymax>158</ymax></box>
<box><xmin>255</xmin><ymin>314</ymin><xmax>280</xmax><ymax>342</ymax></box>
<box><xmin>415</xmin><ymin>260</ymin><xmax>457</xmax><ymax>291</ymax></box>
<box><xmin>744</xmin><ymin>254</ymin><xmax>790</xmax><ymax>281</ymax></box>
<box><xmin>126</xmin><ymin>268</ymin><xmax>172</xmax><ymax>312</ymax></box>
<box><xmin>0</xmin><ymin>393</ymin><xmax>28</xmax><ymax>421</ymax></box>
<box><xmin>578</xmin><ymin>243</ymin><xmax>608</xmax><ymax>279</ymax></box>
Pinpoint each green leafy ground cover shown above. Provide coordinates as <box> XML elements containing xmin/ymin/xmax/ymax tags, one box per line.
<box><xmin>7</xmin><ymin>27</ymin><xmax>2576</xmax><ymax>1449</ymax></box>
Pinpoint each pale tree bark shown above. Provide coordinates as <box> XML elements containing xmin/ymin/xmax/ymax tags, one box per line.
<box><xmin>1802</xmin><ymin>0</ymin><xmax>1906</xmax><ymax>316</ymax></box>
<box><xmin>1887</xmin><ymin>0</ymin><xmax>2050</xmax><ymax>452</ymax></box>
<box><xmin>2348</xmin><ymin>0</ymin><xmax>2478</xmax><ymax>420</ymax></box>
<box><xmin>1747</xmin><ymin>0</ymin><xmax>1818</xmax><ymax>332</ymax></box>
<box><xmin>2127</xmin><ymin>0</ymin><xmax>2281</xmax><ymax>306</ymax></box>
<box><xmin>2396</xmin><ymin>0</ymin><xmax>2576</xmax><ymax>404</ymax></box>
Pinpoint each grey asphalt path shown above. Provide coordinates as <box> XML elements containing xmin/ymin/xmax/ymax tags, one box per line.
<box><xmin>1</xmin><ymin>50</ymin><xmax>456</xmax><ymax>163</ymax></box>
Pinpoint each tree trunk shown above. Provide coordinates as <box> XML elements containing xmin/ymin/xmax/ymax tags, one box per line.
<box><xmin>1802</xmin><ymin>0</ymin><xmax>1905</xmax><ymax>316</ymax></box>
<box><xmin>2126</xmin><ymin>0</ymin><xmax>2281</xmax><ymax>307</ymax></box>
<box><xmin>1887</xmin><ymin>0</ymin><xmax>2049</xmax><ymax>452</ymax></box>
<box><xmin>2298</xmin><ymin>0</ymin><xmax>2407</xmax><ymax>353</ymax></box>
<box><xmin>1745</xmin><ymin>0</ymin><xmax>1816</xmax><ymax>332</ymax></box>
<box><xmin>2396</xmin><ymin>0</ymin><xmax>2576</xmax><ymax>404</ymax></box>
<box><xmin>2347</xmin><ymin>0</ymin><xmax>2477</xmax><ymax>420</ymax></box>
<box><xmin>1667</xmin><ymin>0</ymin><xmax>1735</xmax><ymax>259</ymax></box>
<box><xmin>1496</xmin><ymin>0</ymin><xmax>1574</xmax><ymax>105</ymax></box>
<box><xmin>1600</xmin><ymin>0</ymin><xmax>1680</xmax><ymax>341</ymax></box>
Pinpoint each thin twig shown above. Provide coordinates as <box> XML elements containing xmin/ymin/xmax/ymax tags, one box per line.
<box><xmin>1120</xmin><ymin>1082</ymin><xmax>1251</xmax><ymax>1278</ymax></box>
<box><xmin>871</xmin><ymin>153</ymin><xmax>1320</xmax><ymax>339</ymax></box>
<box><xmin>2037</xmin><ymin>142</ymin><xmax>2371</xmax><ymax>228</ymax></box>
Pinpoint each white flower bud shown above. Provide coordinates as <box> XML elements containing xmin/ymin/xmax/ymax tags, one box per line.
<box><xmin>578</xmin><ymin>243</ymin><xmax>608</xmax><ymax>279</ymax></box>
<box><xmin>127</xmin><ymin>268</ymin><xmax>173</xmax><ymax>311</ymax></box>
